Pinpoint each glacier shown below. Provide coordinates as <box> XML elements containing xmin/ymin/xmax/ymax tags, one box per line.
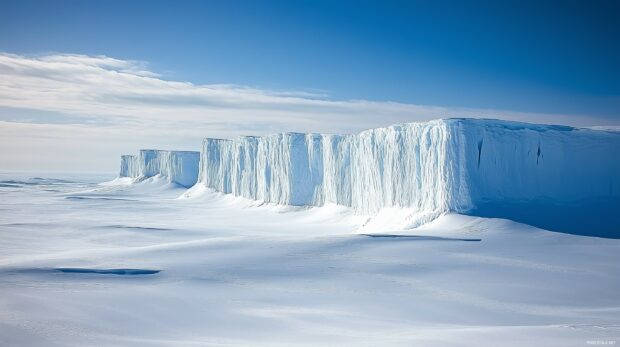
<box><xmin>198</xmin><ymin>118</ymin><xmax>620</xmax><ymax>227</ymax></box>
<box><xmin>119</xmin><ymin>149</ymin><xmax>200</xmax><ymax>188</ymax></box>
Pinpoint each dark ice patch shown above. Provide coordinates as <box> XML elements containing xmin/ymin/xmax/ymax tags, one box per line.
<box><xmin>55</xmin><ymin>268</ymin><xmax>161</xmax><ymax>275</ymax></box>
<box><xmin>2</xmin><ymin>267</ymin><xmax>161</xmax><ymax>276</ymax></box>
<box><xmin>361</xmin><ymin>234</ymin><xmax>481</xmax><ymax>242</ymax></box>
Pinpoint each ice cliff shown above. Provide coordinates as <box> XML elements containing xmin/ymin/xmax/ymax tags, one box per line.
<box><xmin>119</xmin><ymin>150</ymin><xmax>200</xmax><ymax>187</ymax></box>
<box><xmin>198</xmin><ymin>119</ymin><xmax>620</xmax><ymax>226</ymax></box>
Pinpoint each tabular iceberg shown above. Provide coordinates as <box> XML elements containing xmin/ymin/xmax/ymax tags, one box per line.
<box><xmin>198</xmin><ymin>119</ymin><xmax>620</xmax><ymax>226</ymax></box>
<box><xmin>119</xmin><ymin>150</ymin><xmax>200</xmax><ymax>187</ymax></box>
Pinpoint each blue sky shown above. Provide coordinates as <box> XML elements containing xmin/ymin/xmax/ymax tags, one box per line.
<box><xmin>0</xmin><ymin>0</ymin><xmax>619</xmax><ymax>171</ymax></box>
<box><xmin>2</xmin><ymin>0</ymin><xmax>619</xmax><ymax>116</ymax></box>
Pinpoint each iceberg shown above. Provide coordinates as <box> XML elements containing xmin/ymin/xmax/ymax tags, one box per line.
<box><xmin>119</xmin><ymin>150</ymin><xmax>200</xmax><ymax>187</ymax></box>
<box><xmin>198</xmin><ymin>119</ymin><xmax>620</xmax><ymax>227</ymax></box>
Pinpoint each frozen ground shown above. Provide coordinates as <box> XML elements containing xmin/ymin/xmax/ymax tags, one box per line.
<box><xmin>0</xmin><ymin>172</ymin><xmax>619</xmax><ymax>346</ymax></box>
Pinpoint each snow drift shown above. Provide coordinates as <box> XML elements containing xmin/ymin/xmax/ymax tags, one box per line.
<box><xmin>119</xmin><ymin>150</ymin><xmax>200</xmax><ymax>187</ymax></box>
<box><xmin>198</xmin><ymin>119</ymin><xmax>620</xmax><ymax>228</ymax></box>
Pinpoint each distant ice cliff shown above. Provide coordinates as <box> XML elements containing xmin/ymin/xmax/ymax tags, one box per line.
<box><xmin>119</xmin><ymin>150</ymin><xmax>200</xmax><ymax>187</ymax></box>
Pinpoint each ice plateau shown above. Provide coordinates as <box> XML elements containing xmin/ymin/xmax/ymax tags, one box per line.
<box><xmin>119</xmin><ymin>149</ymin><xmax>200</xmax><ymax>188</ymax></box>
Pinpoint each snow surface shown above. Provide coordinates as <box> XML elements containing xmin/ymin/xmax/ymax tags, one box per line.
<box><xmin>198</xmin><ymin>119</ymin><xmax>620</xmax><ymax>228</ymax></box>
<box><xmin>1</xmin><ymin>172</ymin><xmax>619</xmax><ymax>346</ymax></box>
<box><xmin>120</xmin><ymin>149</ymin><xmax>200</xmax><ymax>187</ymax></box>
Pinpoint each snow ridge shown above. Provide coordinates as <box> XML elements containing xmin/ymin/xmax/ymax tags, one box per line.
<box><xmin>119</xmin><ymin>150</ymin><xmax>200</xmax><ymax>187</ymax></box>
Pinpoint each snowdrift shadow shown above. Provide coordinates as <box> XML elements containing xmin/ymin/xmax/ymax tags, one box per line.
<box><xmin>469</xmin><ymin>197</ymin><xmax>620</xmax><ymax>239</ymax></box>
<box><xmin>4</xmin><ymin>268</ymin><xmax>161</xmax><ymax>276</ymax></box>
<box><xmin>361</xmin><ymin>234</ymin><xmax>481</xmax><ymax>241</ymax></box>
<box><xmin>104</xmin><ymin>225</ymin><xmax>173</xmax><ymax>231</ymax></box>
<box><xmin>0</xmin><ymin>183</ymin><xmax>22</xmax><ymax>188</ymax></box>
<box><xmin>64</xmin><ymin>196</ymin><xmax>138</xmax><ymax>202</ymax></box>
<box><xmin>0</xmin><ymin>178</ymin><xmax>77</xmax><ymax>187</ymax></box>
<box><xmin>56</xmin><ymin>268</ymin><xmax>160</xmax><ymax>275</ymax></box>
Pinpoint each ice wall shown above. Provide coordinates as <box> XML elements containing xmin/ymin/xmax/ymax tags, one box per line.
<box><xmin>456</xmin><ymin>119</ymin><xmax>620</xmax><ymax>203</ymax></box>
<box><xmin>119</xmin><ymin>150</ymin><xmax>200</xmax><ymax>187</ymax></box>
<box><xmin>198</xmin><ymin>119</ymin><xmax>620</xmax><ymax>224</ymax></box>
<box><xmin>200</xmin><ymin>119</ymin><xmax>469</xmax><ymax>223</ymax></box>
<box><xmin>120</xmin><ymin>155</ymin><xmax>139</xmax><ymax>178</ymax></box>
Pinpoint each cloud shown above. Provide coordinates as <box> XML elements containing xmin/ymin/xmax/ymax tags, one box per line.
<box><xmin>0</xmin><ymin>52</ymin><xmax>614</xmax><ymax>172</ymax></box>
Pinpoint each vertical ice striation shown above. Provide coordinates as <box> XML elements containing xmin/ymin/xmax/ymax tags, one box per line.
<box><xmin>120</xmin><ymin>155</ymin><xmax>139</xmax><ymax>178</ymax></box>
<box><xmin>118</xmin><ymin>150</ymin><xmax>200</xmax><ymax>187</ymax></box>
<box><xmin>345</xmin><ymin>121</ymin><xmax>470</xmax><ymax>214</ymax></box>
<box><xmin>197</xmin><ymin>119</ymin><xmax>620</xmax><ymax>222</ymax></box>
<box><xmin>199</xmin><ymin>120</ymin><xmax>472</xmax><ymax>218</ymax></box>
<box><xmin>202</xmin><ymin>134</ymin><xmax>328</xmax><ymax>205</ymax></box>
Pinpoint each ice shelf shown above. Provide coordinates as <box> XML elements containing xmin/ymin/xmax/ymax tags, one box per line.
<box><xmin>197</xmin><ymin>119</ymin><xmax>620</xmax><ymax>224</ymax></box>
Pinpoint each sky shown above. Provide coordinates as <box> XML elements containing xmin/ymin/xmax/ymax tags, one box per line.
<box><xmin>0</xmin><ymin>0</ymin><xmax>619</xmax><ymax>172</ymax></box>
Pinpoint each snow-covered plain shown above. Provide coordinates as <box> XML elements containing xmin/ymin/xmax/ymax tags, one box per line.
<box><xmin>1</xmin><ymin>172</ymin><xmax>619</xmax><ymax>346</ymax></box>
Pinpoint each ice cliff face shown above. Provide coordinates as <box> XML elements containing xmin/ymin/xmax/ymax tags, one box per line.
<box><xmin>198</xmin><ymin>119</ymin><xmax>620</xmax><ymax>223</ymax></box>
<box><xmin>119</xmin><ymin>150</ymin><xmax>200</xmax><ymax>187</ymax></box>
<box><xmin>120</xmin><ymin>155</ymin><xmax>139</xmax><ymax>178</ymax></box>
<box><xmin>117</xmin><ymin>119</ymin><xmax>619</xmax><ymax>227</ymax></box>
<box><xmin>201</xmin><ymin>120</ymin><xmax>467</xmax><ymax>216</ymax></box>
<box><xmin>456</xmin><ymin>120</ymin><xmax>620</xmax><ymax>204</ymax></box>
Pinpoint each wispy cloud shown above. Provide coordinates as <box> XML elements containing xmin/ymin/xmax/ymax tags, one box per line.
<box><xmin>0</xmin><ymin>52</ymin><xmax>612</xmax><ymax>172</ymax></box>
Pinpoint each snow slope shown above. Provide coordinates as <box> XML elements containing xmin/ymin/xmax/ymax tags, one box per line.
<box><xmin>119</xmin><ymin>150</ymin><xmax>200</xmax><ymax>187</ymax></box>
<box><xmin>198</xmin><ymin>119</ymin><xmax>620</xmax><ymax>228</ymax></box>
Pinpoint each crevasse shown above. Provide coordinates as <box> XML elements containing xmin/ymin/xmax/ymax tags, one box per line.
<box><xmin>119</xmin><ymin>149</ymin><xmax>200</xmax><ymax>187</ymax></box>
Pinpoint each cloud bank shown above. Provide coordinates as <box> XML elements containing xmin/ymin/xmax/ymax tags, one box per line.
<box><xmin>0</xmin><ymin>52</ymin><xmax>611</xmax><ymax>172</ymax></box>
